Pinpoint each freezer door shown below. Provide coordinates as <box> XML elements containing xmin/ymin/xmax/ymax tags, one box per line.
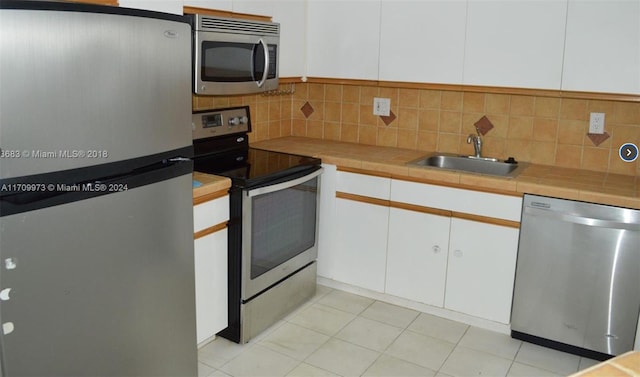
<box><xmin>0</xmin><ymin>6</ymin><xmax>192</xmax><ymax>179</ymax></box>
<box><xmin>0</xmin><ymin>174</ymin><xmax>196</xmax><ymax>376</ymax></box>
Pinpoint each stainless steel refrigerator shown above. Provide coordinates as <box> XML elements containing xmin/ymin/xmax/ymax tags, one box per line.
<box><xmin>0</xmin><ymin>2</ymin><xmax>197</xmax><ymax>375</ymax></box>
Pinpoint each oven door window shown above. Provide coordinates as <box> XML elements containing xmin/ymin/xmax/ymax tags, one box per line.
<box><xmin>249</xmin><ymin>176</ymin><xmax>318</xmax><ymax>279</ymax></box>
<box><xmin>201</xmin><ymin>41</ymin><xmax>265</xmax><ymax>82</ymax></box>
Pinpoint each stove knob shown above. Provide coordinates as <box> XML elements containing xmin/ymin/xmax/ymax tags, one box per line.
<box><xmin>228</xmin><ymin>117</ymin><xmax>240</xmax><ymax>126</ymax></box>
<box><xmin>239</xmin><ymin>116</ymin><xmax>249</xmax><ymax>124</ymax></box>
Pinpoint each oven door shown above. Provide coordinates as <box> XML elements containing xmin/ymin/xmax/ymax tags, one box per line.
<box><xmin>241</xmin><ymin>168</ymin><xmax>322</xmax><ymax>301</ymax></box>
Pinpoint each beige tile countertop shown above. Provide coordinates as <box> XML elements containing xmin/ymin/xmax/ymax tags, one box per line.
<box><xmin>192</xmin><ymin>172</ymin><xmax>231</xmax><ymax>200</ymax></box>
<box><xmin>251</xmin><ymin>136</ymin><xmax>640</xmax><ymax>210</ymax></box>
<box><xmin>569</xmin><ymin>351</ymin><xmax>639</xmax><ymax>377</ymax></box>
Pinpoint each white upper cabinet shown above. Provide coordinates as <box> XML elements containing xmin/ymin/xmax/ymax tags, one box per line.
<box><xmin>232</xmin><ymin>1</ymin><xmax>307</xmax><ymax>78</ymax></box>
<box><xmin>306</xmin><ymin>0</ymin><xmax>381</xmax><ymax>80</ymax></box>
<box><xmin>463</xmin><ymin>0</ymin><xmax>567</xmax><ymax>90</ymax></box>
<box><xmin>379</xmin><ymin>1</ymin><xmax>467</xmax><ymax>84</ymax></box>
<box><xmin>183</xmin><ymin>0</ymin><xmax>232</xmax><ymax>11</ymax></box>
<box><xmin>562</xmin><ymin>0</ymin><xmax>640</xmax><ymax>95</ymax></box>
<box><xmin>119</xmin><ymin>0</ymin><xmax>184</xmax><ymax>14</ymax></box>
<box><xmin>232</xmin><ymin>0</ymin><xmax>272</xmax><ymax>16</ymax></box>
<box><xmin>272</xmin><ymin>1</ymin><xmax>307</xmax><ymax>78</ymax></box>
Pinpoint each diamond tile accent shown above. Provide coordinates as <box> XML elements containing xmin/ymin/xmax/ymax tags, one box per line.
<box><xmin>587</xmin><ymin>132</ymin><xmax>610</xmax><ymax>147</ymax></box>
<box><xmin>301</xmin><ymin>102</ymin><xmax>314</xmax><ymax>118</ymax></box>
<box><xmin>474</xmin><ymin>115</ymin><xmax>494</xmax><ymax>135</ymax></box>
<box><xmin>380</xmin><ymin>110</ymin><xmax>396</xmax><ymax>126</ymax></box>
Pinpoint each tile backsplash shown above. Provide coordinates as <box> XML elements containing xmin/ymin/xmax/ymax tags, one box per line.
<box><xmin>193</xmin><ymin>82</ymin><xmax>640</xmax><ymax>176</ymax></box>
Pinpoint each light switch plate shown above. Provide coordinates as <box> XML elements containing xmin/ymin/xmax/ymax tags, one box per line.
<box><xmin>373</xmin><ymin>97</ymin><xmax>391</xmax><ymax>116</ymax></box>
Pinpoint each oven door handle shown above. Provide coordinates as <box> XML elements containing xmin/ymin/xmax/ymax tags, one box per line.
<box><xmin>247</xmin><ymin>168</ymin><xmax>323</xmax><ymax>197</ymax></box>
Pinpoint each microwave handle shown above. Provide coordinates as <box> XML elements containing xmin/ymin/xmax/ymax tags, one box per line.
<box><xmin>255</xmin><ymin>38</ymin><xmax>269</xmax><ymax>88</ymax></box>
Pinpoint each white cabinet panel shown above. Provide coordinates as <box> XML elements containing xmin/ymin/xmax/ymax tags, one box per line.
<box><xmin>183</xmin><ymin>0</ymin><xmax>232</xmax><ymax>11</ymax></box>
<box><xmin>379</xmin><ymin>1</ymin><xmax>466</xmax><ymax>84</ymax></box>
<box><xmin>120</xmin><ymin>0</ymin><xmax>183</xmax><ymax>14</ymax></box>
<box><xmin>306</xmin><ymin>0</ymin><xmax>381</xmax><ymax>80</ymax></box>
<box><xmin>445</xmin><ymin>219</ymin><xmax>519</xmax><ymax>324</ymax></box>
<box><xmin>272</xmin><ymin>1</ymin><xmax>306</xmax><ymax>78</ymax></box>
<box><xmin>386</xmin><ymin>208</ymin><xmax>449</xmax><ymax>307</ymax></box>
<box><xmin>562</xmin><ymin>0</ymin><xmax>640</xmax><ymax>95</ymax></box>
<box><xmin>337</xmin><ymin>171</ymin><xmax>391</xmax><ymax>200</ymax></box>
<box><xmin>390</xmin><ymin>179</ymin><xmax>522</xmax><ymax>222</ymax></box>
<box><xmin>232</xmin><ymin>0</ymin><xmax>272</xmax><ymax>16</ymax></box>
<box><xmin>333</xmin><ymin>198</ymin><xmax>389</xmax><ymax>293</ymax></box>
<box><xmin>463</xmin><ymin>0</ymin><xmax>567</xmax><ymax>90</ymax></box>
<box><xmin>194</xmin><ymin>229</ymin><xmax>228</xmax><ymax>344</ymax></box>
<box><xmin>194</xmin><ymin>196</ymin><xmax>229</xmax><ymax>232</ymax></box>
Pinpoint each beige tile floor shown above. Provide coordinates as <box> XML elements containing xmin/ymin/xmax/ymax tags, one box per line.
<box><xmin>198</xmin><ymin>285</ymin><xmax>600</xmax><ymax>377</ymax></box>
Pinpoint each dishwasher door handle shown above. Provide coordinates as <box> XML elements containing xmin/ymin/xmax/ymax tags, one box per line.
<box><xmin>524</xmin><ymin>206</ymin><xmax>640</xmax><ymax>231</ymax></box>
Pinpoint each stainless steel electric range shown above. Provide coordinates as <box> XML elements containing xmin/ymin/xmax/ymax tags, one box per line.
<box><xmin>192</xmin><ymin>106</ymin><xmax>322</xmax><ymax>343</ymax></box>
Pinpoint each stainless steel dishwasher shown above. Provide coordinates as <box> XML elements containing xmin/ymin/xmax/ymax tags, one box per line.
<box><xmin>511</xmin><ymin>194</ymin><xmax>640</xmax><ymax>360</ymax></box>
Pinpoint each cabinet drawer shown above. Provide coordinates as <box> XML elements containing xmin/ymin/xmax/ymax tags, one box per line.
<box><xmin>336</xmin><ymin>171</ymin><xmax>391</xmax><ymax>200</ymax></box>
<box><xmin>391</xmin><ymin>179</ymin><xmax>522</xmax><ymax>222</ymax></box>
<box><xmin>194</xmin><ymin>195</ymin><xmax>229</xmax><ymax>233</ymax></box>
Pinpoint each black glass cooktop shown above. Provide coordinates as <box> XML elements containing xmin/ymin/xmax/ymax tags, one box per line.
<box><xmin>193</xmin><ymin>147</ymin><xmax>321</xmax><ymax>189</ymax></box>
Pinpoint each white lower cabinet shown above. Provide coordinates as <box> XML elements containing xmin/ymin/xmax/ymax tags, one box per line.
<box><xmin>445</xmin><ymin>218</ymin><xmax>519</xmax><ymax>324</ymax></box>
<box><xmin>319</xmin><ymin>165</ymin><xmax>522</xmax><ymax>325</ymax></box>
<box><xmin>194</xmin><ymin>228</ymin><xmax>228</xmax><ymax>344</ymax></box>
<box><xmin>332</xmin><ymin>198</ymin><xmax>389</xmax><ymax>293</ymax></box>
<box><xmin>386</xmin><ymin>207</ymin><xmax>449</xmax><ymax>307</ymax></box>
<box><xmin>193</xmin><ymin>193</ymin><xmax>229</xmax><ymax>345</ymax></box>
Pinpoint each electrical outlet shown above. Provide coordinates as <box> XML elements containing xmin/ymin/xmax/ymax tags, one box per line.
<box><xmin>373</xmin><ymin>97</ymin><xmax>391</xmax><ymax>116</ymax></box>
<box><xmin>589</xmin><ymin>112</ymin><xmax>605</xmax><ymax>134</ymax></box>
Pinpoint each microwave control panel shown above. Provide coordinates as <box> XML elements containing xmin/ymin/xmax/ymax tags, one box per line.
<box><xmin>192</xmin><ymin>106</ymin><xmax>251</xmax><ymax>141</ymax></box>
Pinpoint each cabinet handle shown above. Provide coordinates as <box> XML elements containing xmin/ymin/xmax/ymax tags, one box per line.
<box><xmin>432</xmin><ymin>245</ymin><xmax>441</xmax><ymax>253</ymax></box>
<box><xmin>453</xmin><ymin>249</ymin><xmax>463</xmax><ymax>258</ymax></box>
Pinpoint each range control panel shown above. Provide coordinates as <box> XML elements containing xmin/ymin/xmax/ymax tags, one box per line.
<box><xmin>192</xmin><ymin>106</ymin><xmax>251</xmax><ymax>141</ymax></box>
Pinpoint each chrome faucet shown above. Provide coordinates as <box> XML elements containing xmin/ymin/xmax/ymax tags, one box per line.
<box><xmin>467</xmin><ymin>127</ymin><xmax>483</xmax><ymax>158</ymax></box>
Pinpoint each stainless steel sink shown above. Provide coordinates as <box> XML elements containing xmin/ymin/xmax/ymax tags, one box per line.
<box><xmin>408</xmin><ymin>154</ymin><xmax>526</xmax><ymax>178</ymax></box>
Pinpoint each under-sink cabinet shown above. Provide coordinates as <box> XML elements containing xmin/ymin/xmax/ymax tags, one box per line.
<box><xmin>193</xmin><ymin>191</ymin><xmax>229</xmax><ymax>345</ymax></box>
<box><xmin>318</xmin><ymin>166</ymin><xmax>523</xmax><ymax>325</ymax></box>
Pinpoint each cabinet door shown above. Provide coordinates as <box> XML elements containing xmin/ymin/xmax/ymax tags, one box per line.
<box><xmin>118</xmin><ymin>0</ymin><xmax>183</xmax><ymax>14</ymax></box>
<box><xmin>194</xmin><ymin>229</ymin><xmax>228</xmax><ymax>345</ymax></box>
<box><xmin>562</xmin><ymin>0</ymin><xmax>640</xmax><ymax>95</ymax></box>
<box><xmin>183</xmin><ymin>0</ymin><xmax>232</xmax><ymax>11</ymax></box>
<box><xmin>232</xmin><ymin>0</ymin><xmax>272</xmax><ymax>16</ymax></box>
<box><xmin>306</xmin><ymin>0</ymin><xmax>381</xmax><ymax>80</ymax></box>
<box><xmin>386</xmin><ymin>208</ymin><xmax>449</xmax><ymax>307</ymax></box>
<box><xmin>445</xmin><ymin>219</ymin><xmax>519</xmax><ymax>324</ymax></box>
<box><xmin>272</xmin><ymin>1</ymin><xmax>306</xmax><ymax>78</ymax></box>
<box><xmin>463</xmin><ymin>0</ymin><xmax>567</xmax><ymax>90</ymax></box>
<box><xmin>332</xmin><ymin>198</ymin><xmax>389</xmax><ymax>292</ymax></box>
<box><xmin>379</xmin><ymin>1</ymin><xmax>466</xmax><ymax>84</ymax></box>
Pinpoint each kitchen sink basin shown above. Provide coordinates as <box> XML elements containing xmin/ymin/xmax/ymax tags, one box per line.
<box><xmin>408</xmin><ymin>154</ymin><xmax>526</xmax><ymax>178</ymax></box>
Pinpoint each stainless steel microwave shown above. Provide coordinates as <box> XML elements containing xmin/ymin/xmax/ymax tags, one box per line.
<box><xmin>189</xmin><ymin>14</ymin><xmax>279</xmax><ymax>96</ymax></box>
